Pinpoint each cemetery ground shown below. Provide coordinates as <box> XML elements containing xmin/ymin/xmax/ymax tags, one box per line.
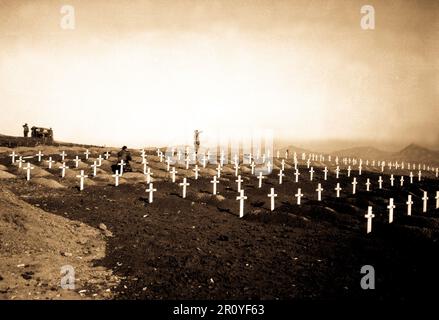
<box><xmin>0</xmin><ymin>146</ymin><xmax>438</xmax><ymax>300</ymax></box>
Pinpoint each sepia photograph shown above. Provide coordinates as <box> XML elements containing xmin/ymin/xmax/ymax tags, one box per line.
<box><xmin>0</xmin><ymin>0</ymin><xmax>438</xmax><ymax>315</ymax></box>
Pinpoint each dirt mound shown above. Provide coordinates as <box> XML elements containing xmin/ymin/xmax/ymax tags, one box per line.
<box><xmin>0</xmin><ymin>186</ymin><xmax>117</xmax><ymax>299</ymax></box>
<box><xmin>31</xmin><ymin>178</ymin><xmax>66</xmax><ymax>189</ymax></box>
<box><xmin>122</xmin><ymin>172</ymin><xmax>147</xmax><ymax>183</ymax></box>
<box><xmin>30</xmin><ymin>166</ymin><xmax>52</xmax><ymax>178</ymax></box>
<box><xmin>0</xmin><ymin>170</ymin><xmax>16</xmax><ymax>179</ymax></box>
<box><xmin>0</xmin><ymin>164</ymin><xmax>8</xmax><ymax>171</ymax></box>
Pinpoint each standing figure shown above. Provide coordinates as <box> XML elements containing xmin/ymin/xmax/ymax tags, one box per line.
<box><xmin>112</xmin><ymin>146</ymin><xmax>133</xmax><ymax>173</ymax></box>
<box><xmin>23</xmin><ymin>123</ymin><xmax>29</xmax><ymax>137</ymax></box>
<box><xmin>194</xmin><ymin>130</ymin><xmax>202</xmax><ymax>155</ymax></box>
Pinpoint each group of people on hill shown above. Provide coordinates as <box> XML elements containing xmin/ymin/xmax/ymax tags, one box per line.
<box><xmin>22</xmin><ymin>123</ymin><xmax>53</xmax><ymax>139</ymax></box>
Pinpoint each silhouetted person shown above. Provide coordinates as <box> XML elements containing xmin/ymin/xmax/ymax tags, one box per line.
<box><xmin>112</xmin><ymin>146</ymin><xmax>132</xmax><ymax>173</ymax></box>
<box><xmin>194</xmin><ymin>130</ymin><xmax>202</xmax><ymax>155</ymax></box>
<box><xmin>23</xmin><ymin>123</ymin><xmax>29</xmax><ymax>137</ymax></box>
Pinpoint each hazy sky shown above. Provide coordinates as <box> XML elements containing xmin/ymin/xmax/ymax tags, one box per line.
<box><xmin>0</xmin><ymin>0</ymin><xmax>437</xmax><ymax>148</ymax></box>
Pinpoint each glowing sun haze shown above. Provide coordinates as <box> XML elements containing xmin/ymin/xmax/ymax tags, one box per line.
<box><xmin>0</xmin><ymin>0</ymin><xmax>437</xmax><ymax>149</ymax></box>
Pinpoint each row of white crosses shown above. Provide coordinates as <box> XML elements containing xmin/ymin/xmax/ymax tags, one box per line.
<box><xmin>365</xmin><ymin>191</ymin><xmax>439</xmax><ymax>234</ymax></box>
<box><xmin>8</xmin><ymin>148</ymin><xmax>439</xmax><ymax>219</ymax></box>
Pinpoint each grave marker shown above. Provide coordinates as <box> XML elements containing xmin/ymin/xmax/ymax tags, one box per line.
<box><xmin>387</xmin><ymin>198</ymin><xmax>395</xmax><ymax>223</ymax></box>
<box><xmin>267</xmin><ymin>188</ymin><xmax>277</xmax><ymax>211</ymax></box>
<box><xmin>179</xmin><ymin>178</ymin><xmax>190</xmax><ymax>198</ymax></box>
<box><xmin>365</xmin><ymin>207</ymin><xmax>375</xmax><ymax>234</ymax></box>
<box><xmin>76</xmin><ymin>170</ymin><xmax>87</xmax><ymax>191</ymax></box>
<box><xmin>236</xmin><ymin>190</ymin><xmax>247</xmax><ymax>218</ymax></box>
<box><xmin>146</xmin><ymin>183</ymin><xmax>157</xmax><ymax>203</ymax></box>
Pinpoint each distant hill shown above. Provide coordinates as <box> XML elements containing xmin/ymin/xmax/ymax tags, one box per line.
<box><xmin>331</xmin><ymin>146</ymin><xmax>391</xmax><ymax>160</ymax></box>
<box><xmin>331</xmin><ymin>143</ymin><xmax>439</xmax><ymax>166</ymax></box>
<box><xmin>391</xmin><ymin>143</ymin><xmax>439</xmax><ymax>165</ymax></box>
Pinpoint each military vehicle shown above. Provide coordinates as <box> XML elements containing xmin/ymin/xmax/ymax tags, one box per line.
<box><xmin>31</xmin><ymin>126</ymin><xmax>54</xmax><ymax>142</ymax></box>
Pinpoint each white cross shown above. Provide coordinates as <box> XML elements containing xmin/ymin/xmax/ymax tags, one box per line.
<box><xmin>156</xmin><ymin>148</ymin><xmax>161</xmax><ymax>157</ymax></box>
<box><xmin>46</xmin><ymin>157</ymin><xmax>55</xmax><ymax>169</ymax></box>
<box><xmin>35</xmin><ymin>151</ymin><xmax>44</xmax><ymax>162</ymax></box>
<box><xmin>60</xmin><ymin>151</ymin><xmax>67</xmax><ymax>161</ymax></box>
<box><xmin>234</xmin><ymin>163</ymin><xmax>240</xmax><ymax>177</ymax></box>
<box><xmin>165</xmin><ymin>157</ymin><xmax>171</xmax><ymax>172</ymax></box>
<box><xmin>289</xmin><ymin>168</ymin><xmax>298</xmax><ymax>183</ymax></box>
<box><xmin>159</xmin><ymin>152</ymin><xmax>164</xmax><ymax>163</ymax></box>
<box><xmin>104</xmin><ymin>151</ymin><xmax>111</xmax><ymax>160</ymax></box>
<box><xmin>306</xmin><ymin>158</ymin><xmax>311</xmax><ymax>169</ymax></box>
<box><xmin>335</xmin><ymin>166</ymin><xmax>340</xmax><ymax>179</ymax></box>
<box><xmin>216</xmin><ymin>164</ymin><xmax>222</xmax><ymax>178</ymax></box>
<box><xmin>266</xmin><ymin>161</ymin><xmax>272</xmax><ymax>173</ymax></box>
<box><xmin>112</xmin><ymin>170</ymin><xmax>121</xmax><ymax>187</ymax></box>
<box><xmin>400</xmin><ymin>176</ymin><xmax>404</xmax><ymax>187</ymax></box>
<box><xmin>23</xmin><ymin>162</ymin><xmax>34</xmax><ymax>181</ymax></box>
<box><xmin>406</xmin><ymin>195</ymin><xmax>413</xmax><ymax>216</ymax></box>
<box><xmin>236</xmin><ymin>190</ymin><xmax>247</xmax><ymax>218</ymax></box>
<box><xmin>352</xmin><ymin>177</ymin><xmax>358</xmax><ymax>194</ymax></box>
<box><xmin>309</xmin><ymin>167</ymin><xmax>314</xmax><ymax>181</ymax></box>
<box><xmin>97</xmin><ymin>155</ymin><xmax>104</xmax><ymax>166</ymax></box>
<box><xmin>74</xmin><ymin>156</ymin><xmax>81</xmax><ymax>168</ymax></box>
<box><xmin>145</xmin><ymin>167</ymin><xmax>153</xmax><ymax>184</ymax></box>
<box><xmin>387</xmin><ymin>198</ymin><xmax>396</xmax><ymax>223</ymax></box>
<box><xmin>418</xmin><ymin>170</ymin><xmax>422</xmax><ymax>182</ymax></box>
<box><xmin>9</xmin><ymin>151</ymin><xmax>18</xmax><ymax>164</ymax></box>
<box><xmin>323</xmin><ymin>167</ymin><xmax>328</xmax><ymax>181</ymax></box>
<box><xmin>335</xmin><ymin>183</ymin><xmax>342</xmax><ymax>198</ymax></box>
<box><xmin>146</xmin><ymin>183</ymin><xmax>157</xmax><ymax>203</ymax></box>
<box><xmin>257</xmin><ymin>172</ymin><xmax>265</xmax><ymax>188</ymax></box>
<box><xmin>59</xmin><ymin>162</ymin><xmax>69</xmax><ymax>178</ymax></box>
<box><xmin>278</xmin><ymin>170</ymin><xmax>285</xmax><ymax>185</ymax></box>
<box><xmin>16</xmin><ymin>156</ymin><xmax>25</xmax><ymax>168</ymax></box>
<box><xmin>185</xmin><ymin>157</ymin><xmax>190</xmax><ymax>170</ymax></box>
<box><xmin>409</xmin><ymin>172</ymin><xmax>414</xmax><ymax>184</ymax></box>
<box><xmin>358</xmin><ymin>164</ymin><xmax>362</xmax><ymax>176</ymax></box>
<box><xmin>295</xmin><ymin>188</ymin><xmax>304</xmax><ymax>205</ymax></box>
<box><xmin>267</xmin><ymin>188</ymin><xmax>277</xmax><ymax>211</ymax></box>
<box><xmin>435</xmin><ymin>191</ymin><xmax>439</xmax><ymax>209</ymax></box>
<box><xmin>378</xmin><ymin>176</ymin><xmax>383</xmax><ymax>189</ymax></box>
<box><xmin>250</xmin><ymin>161</ymin><xmax>256</xmax><ymax>175</ymax></box>
<box><xmin>235</xmin><ymin>175</ymin><xmax>243</xmax><ymax>192</ymax></box>
<box><xmin>219</xmin><ymin>153</ymin><xmax>225</xmax><ymax>167</ymax></box>
<box><xmin>170</xmin><ymin>167</ymin><xmax>178</xmax><ymax>183</ymax></box>
<box><xmin>347</xmin><ymin>166</ymin><xmax>351</xmax><ymax>177</ymax></box>
<box><xmin>201</xmin><ymin>155</ymin><xmax>207</xmax><ymax>168</ymax></box>
<box><xmin>76</xmin><ymin>170</ymin><xmax>87</xmax><ymax>191</ymax></box>
<box><xmin>422</xmin><ymin>191</ymin><xmax>428</xmax><ymax>213</ymax></box>
<box><xmin>365</xmin><ymin>207</ymin><xmax>375</xmax><ymax>234</ymax></box>
<box><xmin>211</xmin><ymin>175</ymin><xmax>219</xmax><ymax>195</ymax></box>
<box><xmin>193</xmin><ymin>165</ymin><xmax>200</xmax><ymax>180</ymax></box>
<box><xmin>316</xmin><ymin>183</ymin><xmax>323</xmax><ymax>201</ymax></box>
<box><xmin>390</xmin><ymin>174</ymin><xmax>395</xmax><ymax>187</ymax></box>
<box><xmin>177</xmin><ymin>150</ymin><xmax>182</xmax><ymax>161</ymax></box>
<box><xmin>84</xmin><ymin>149</ymin><xmax>91</xmax><ymax>160</ymax></box>
<box><xmin>179</xmin><ymin>178</ymin><xmax>190</xmax><ymax>198</ymax></box>
<box><xmin>118</xmin><ymin>160</ymin><xmax>126</xmax><ymax>175</ymax></box>
<box><xmin>281</xmin><ymin>159</ymin><xmax>285</xmax><ymax>171</ymax></box>
<box><xmin>91</xmin><ymin>161</ymin><xmax>98</xmax><ymax>177</ymax></box>
<box><xmin>365</xmin><ymin>178</ymin><xmax>371</xmax><ymax>191</ymax></box>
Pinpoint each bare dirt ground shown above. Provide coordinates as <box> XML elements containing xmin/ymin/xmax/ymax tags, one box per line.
<box><xmin>0</xmin><ymin>146</ymin><xmax>438</xmax><ymax>300</ymax></box>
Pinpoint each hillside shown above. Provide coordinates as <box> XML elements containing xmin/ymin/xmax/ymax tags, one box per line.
<box><xmin>0</xmin><ymin>185</ymin><xmax>117</xmax><ymax>299</ymax></box>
